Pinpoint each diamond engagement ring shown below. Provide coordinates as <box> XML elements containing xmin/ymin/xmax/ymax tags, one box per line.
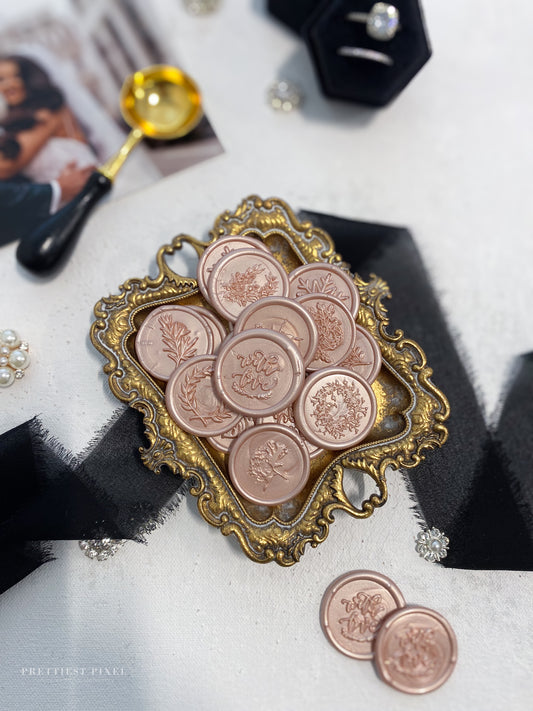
<box><xmin>346</xmin><ymin>3</ymin><xmax>401</xmax><ymax>41</ymax></box>
<box><xmin>337</xmin><ymin>46</ymin><xmax>393</xmax><ymax>66</ymax></box>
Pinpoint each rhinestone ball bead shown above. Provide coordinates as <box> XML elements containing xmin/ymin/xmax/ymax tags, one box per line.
<box><xmin>268</xmin><ymin>80</ymin><xmax>303</xmax><ymax>112</ymax></box>
<box><xmin>367</xmin><ymin>3</ymin><xmax>400</xmax><ymax>41</ymax></box>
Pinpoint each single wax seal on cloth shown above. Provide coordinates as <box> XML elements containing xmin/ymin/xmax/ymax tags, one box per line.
<box><xmin>296</xmin><ymin>293</ymin><xmax>357</xmax><ymax>370</ymax></box>
<box><xmin>207</xmin><ymin>248</ymin><xmax>289</xmax><ymax>322</ymax></box>
<box><xmin>135</xmin><ymin>304</ymin><xmax>214</xmax><ymax>381</ymax></box>
<box><xmin>196</xmin><ymin>235</ymin><xmax>271</xmax><ymax>304</ymax></box>
<box><xmin>289</xmin><ymin>262</ymin><xmax>360</xmax><ymax>317</ymax></box>
<box><xmin>228</xmin><ymin>423</ymin><xmax>310</xmax><ymax>505</ymax></box>
<box><xmin>339</xmin><ymin>324</ymin><xmax>383</xmax><ymax>384</ymax></box>
<box><xmin>320</xmin><ymin>570</ymin><xmax>406</xmax><ymax>660</ymax></box>
<box><xmin>165</xmin><ymin>354</ymin><xmax>242</xmax><ymax>436</ymax></box>
<box><xmin>294</xmin><ymin>368</ymin><xmax>377</xmax><ymax>449</ymax></box>
<box><xmin>373</xmin><ymin>606</ymin><xmax>458</xmax><ymax>693</ymax></box>
<box><xmin>233</xmin><ymin>295</ymin><xmax>318</xmax><ymax>367</ymax></box>
<box><xmin>214</xmin><ymin>328</ymin><xmax>304</xmax><ymax>417</ymax></box>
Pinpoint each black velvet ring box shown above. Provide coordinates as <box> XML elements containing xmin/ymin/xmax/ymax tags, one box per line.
<box><xmin>268</xmin><ymin>0</ymin><xmax>432</xmax><ymax>106</ymax></box>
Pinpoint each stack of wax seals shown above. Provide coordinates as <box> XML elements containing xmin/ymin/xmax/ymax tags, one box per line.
<box><xmin>134</xmin><ymin>235</ymin><xmax>383</xmax><ymax>506</ymax></box>
<box><xmin>320</xmin><ymin>571</ymin><xmax>458</xmax><ymax>694</ymax></box>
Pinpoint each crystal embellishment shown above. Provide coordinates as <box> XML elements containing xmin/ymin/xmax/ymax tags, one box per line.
<box><xmin>183</xmin><ymin>0</ymin><xmax>221</xmax><ymax>16</ymax></box>
<box><xmin>79</xmin><ymin>538</ymin><xmax>126</xmax><ymax>561</ymax></box>
<box><xmin>415</xmin><ymin>527</ymin><xmax>449</xmax><ymax>563</ymax></box>
<box><xmin>0</xmin><ymin>330</ymin><xmax>30</xmax><ymax>388</ymax></box>
<box><xmin>267</xmin><ymin>80</ymin><xmax>303</xmax><ymax>112</ymax></box>
<box><xmin>367</xmin><ymin>3</ymin><xmax>400</xmax><ymax>41</ymax></box>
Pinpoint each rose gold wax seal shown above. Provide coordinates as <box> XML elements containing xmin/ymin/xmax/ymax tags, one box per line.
<box><xmin>373</xmin><ymin>606</ymin><xmax>458</xmax><ymax>694</ymax></box>
<box><xmin>294</xmin><ymin>368</ymin><xmax>377</xmax><ymax>450</ymax></box>
<box><xmin>257</xmin><ymin>406</ymin><xmax>324</xmax><ymax>460</ymax></box>
<box><xmin>320</xmin><ymin>570</ymin><xmax>406</xmax><ymax>660</ymax></box>
<box><xmin>214</xmin><ymin>328</ymin><xmax>304</xmax><ymax>417</ymax></box>
<box><xmin>207</xmin><ymin>248</ymin><xmax>289</xmax><ymax>322</ymax></box>
<box><xmin>289</xmin><ymin>262</ymin><xmax>360</xmax><ymax>317</ymax></box>
<box><xmin>228</xmin><ymin>423</ymin><xmax>310</xmax><ymax>505</ymax></box>
<box><xmin>135</xmin><ymin>304</ymin><xmax>214</xmax><ymax>381</ymax></box>
<box><xmin>197</xmin><ymin>236</ymin><xmax>270</xmax><ymax>304</ymax></box>
<box><xmin>234</xmin><ymin>296</ymin><xmax>318</xmax><ymax>367</ymax></box>
<box><xmin>165</xmin><ymin>355</ymin><xmax>241</xmax><ymax>436</ymax></box>
<box><xmin>339</xmin><ymin>324</ymin><xmax>382</xmax><ymax>384</ymax></box>
<box><xmin>186</xmin><ymin>305</ymin><xmax>227</xmax><ymax>353</ymax></box>
<box><xmin>296</xmin><ymin>294</ymin><xmax>357</xmax><ymax>371</ymax></box>
<box><xmin>206</xmin><ymin>416</ymin><xmax>255</xmax><ymax>453</ymax></box>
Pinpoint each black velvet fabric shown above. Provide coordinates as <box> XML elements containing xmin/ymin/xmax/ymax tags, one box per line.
<box><xmin>267</xmin><ymin>0</ymin><xmax>323</xmax><ymax>35</ymax></box>
<box><xmin>299</xmin><ymin>210</ymin><xmax>533</xmax><ymax>570</ymax></box>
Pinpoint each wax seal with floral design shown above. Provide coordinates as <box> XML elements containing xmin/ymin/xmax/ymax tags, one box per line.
<box><xmin>294</xmin><ymin>368</ymin><xmax>377</xmax><ymax>449</ymax></box>
<box><xmin>207</xmin><ymin>248</ymin><xmax>289</xmax><ymax>322</ymax></box>
<box><xmin>228</xmin><ymin>423</ymin><xmax>310</xmax><ymax>505</ymax></box>
<box><xmin>166</xmin><ymin>354</ymin><xmax>242</xmax><ymax>436</ymax></box>
<box><xmin>135</xmin><ymin>305</ymin><xmax>214</xmax><ymax>381</ymax></box>
<box><xmin>373</xmin><ymin>606</ymin><xmax>458</xmax><ymax>694</ymax></box>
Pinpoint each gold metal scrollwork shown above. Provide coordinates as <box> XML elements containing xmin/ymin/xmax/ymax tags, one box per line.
<box><xmin>90</xmin><ymin>196</ymin><xmax>449</xmax><ymax>565</ymax></box>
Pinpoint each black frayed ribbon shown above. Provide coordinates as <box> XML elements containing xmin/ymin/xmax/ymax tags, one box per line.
<box><xmin>1</xmin><ymin>211</ymin><xmax>532</xmax><ymax>595</ymax></box>
<box><xmin>0</xmin><ymin>408</ymin><xmax>185</xmax><ymax>594</ymax></box>
<box><xmin>300</xmin><ymin>210</ymin><xmax>533</xmax><ymax>570</ymax></box>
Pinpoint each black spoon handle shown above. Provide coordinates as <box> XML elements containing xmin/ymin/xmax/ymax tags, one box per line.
<box><xmin>16</xmin><ymin>171</ymin><xmax>112</xmax><ymax>273</ymax></box>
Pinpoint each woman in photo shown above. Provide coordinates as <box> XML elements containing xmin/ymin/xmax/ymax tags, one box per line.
<box><xmin>0</xmin><ymin>54</ymin><xmax>97</xmax><ymax>185</ymax></box>
<box><xmin>0</xmin><ymin>54</ymin><xmax>97</xmax><ymax>241</ymax></box>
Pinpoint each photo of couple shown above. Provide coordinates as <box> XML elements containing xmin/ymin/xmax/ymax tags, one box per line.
<box><xmin>0</xmin><ymin>1</ymin><xmax>223</xmax><ymax>246</ymax></box>
<box><xmin>0</xmin><ymin>54</ymin><xmax>97</xmax><ymax>242</ymax></box>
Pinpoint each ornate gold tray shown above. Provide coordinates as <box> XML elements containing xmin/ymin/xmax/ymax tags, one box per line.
<box><xmin>90</xmin><ymin>196</ymin><xmax>449</xmax><ymax>565</ymax></box>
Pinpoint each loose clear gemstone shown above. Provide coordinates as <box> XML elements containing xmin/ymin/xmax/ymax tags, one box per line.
<box><xmin>183</xmin><ymin>0</ymin><xmax>220</xmax><ymax>15</ymax></box>
<box><xmin>367</xmin><ymin>3</ymin><xmax>400</xmax><ymax>41</ymax></box>
<box><xmin>79</xmin><ymin>538</ymin><xmax>126</xmax><ymax>560</ymax></box>
<box><xmin>268</xmin><ymin>80</ymin><xmax>303</xmax><ymax>112</ymax></box>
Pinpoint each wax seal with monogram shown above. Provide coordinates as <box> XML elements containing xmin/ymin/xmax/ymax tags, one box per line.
<box><xmin>320</xmin><ymin>570</ymin><xmax>458</xmax><ymax>693</ymax></box>
<box><xmin>214</xmin><ymin>328</ymin><xmax>305</xmax><ymax>417</ymax></box>
<box><xmin>91</xmin><ymin>195</ymin><xmax>449</xmax><ymax>565</ymax></box>
<box><xmin>320</xmin><ymin>570</ymin><xmax>406</xmax><ymax>660</ymax></box>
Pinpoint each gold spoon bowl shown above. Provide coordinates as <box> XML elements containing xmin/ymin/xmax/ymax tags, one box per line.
<box><xmin>100</xmin><ymin>65</ymin><xmax>203</xmax><ymax>181</ymax></box>
<box><xmin>17</xmin><ymin>64</ymin><xmax>203</xmax><ymax>273</ymax></box>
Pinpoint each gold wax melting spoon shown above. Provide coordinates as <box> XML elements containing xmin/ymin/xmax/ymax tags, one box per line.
<box><xmin>17</xmin><ymin>65</ymin><xmax>203</xmax><ymax>273</ymax></box>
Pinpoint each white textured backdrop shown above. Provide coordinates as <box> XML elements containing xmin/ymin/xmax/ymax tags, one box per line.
<box><xmin>1</xmin><ymin>1</ymin><xmax>532</xmax><ymax>709</ymax></box>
